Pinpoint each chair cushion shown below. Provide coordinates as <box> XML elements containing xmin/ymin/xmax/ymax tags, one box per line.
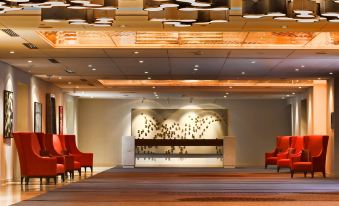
<box><xmin>293</xmin><ymin>162</ymin><xmax>312</xmax><ymax>171</ymax></box>
<box><xmin>277</xmin><ymin>159</ymin><xmax>290</xmax><ymax>167</ymax></box>
<box><xmin>74</xmin><ymin>161</ymin><xmax>81</xmax><ymax>170</ymax></box>
<box><xmin>56</xmin><ymin>164</ymin><xmax>65</xmax><ymax>174</ymax></box>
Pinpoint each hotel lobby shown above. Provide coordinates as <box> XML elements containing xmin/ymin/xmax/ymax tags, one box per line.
<box><xmin>2</xmin><ymin>0</ymin><xmax>339</xmax><ymax>205</ymax></box>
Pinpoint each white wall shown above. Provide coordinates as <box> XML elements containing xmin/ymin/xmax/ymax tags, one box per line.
<box><xmin>78</xmin><ymin>98</ymin><xmax>291</xmax><ymax>167</ymax></box>
<box><xmin>0</xmin><ymin>61</ymin><xmax>78</xmax><ymax>181</ymax></box>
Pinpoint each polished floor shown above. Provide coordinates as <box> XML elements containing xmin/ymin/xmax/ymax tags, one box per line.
<box><xmin>6</xmin><ymin>167</ymin><xmax>339</xmax><ymax>206</ymax></box>
<box><xmin>0</xmin><ymin>168</ymin><xmax>107</xmax><ymax>206</ymax></box>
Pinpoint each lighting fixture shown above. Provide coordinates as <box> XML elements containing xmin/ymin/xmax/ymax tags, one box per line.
<box><xmin>298</xmin><ymin>86</ymin><xmax>302</xmax><ymax>89</ymax></box>
<box><xmin>88</xmin><ymin>64</ymin><xmax>92</xmax><ymax>67</ymax></box>
<box><xmin>292</xmin><ymin>92</ymin><xmax>296</xmax><ymax>95</ymax></box>
<box><xmin>152</xmin><ymin>86</ymin><xmax>156</xmax><ymax>89</ymax></box>
<box><xmin>92</xmin><ymin>68</ymin><xmax>96</xmax><ymax>71</ymax></box>
<box><xmin>251</xmin><ymin>60</ymin><xmax>256</xmax><ymax>64</ymax></box>
<box><xmin>68</xmin><ymin>81</ymin><xmax>72</xmax><ymax>84</ymax></box>
<box><xmin>145</xmin><ymin>0</ymin><xmax>230</xmax><ymax>26</ymax></box>
<box><xmin>28</xmin><ymin>60</ymin><xmax>32</xmax><ymax>63</ymax></box>
<box><xmin>134</xmin><ymin>51</ymin><xmax>140</xmax><ymax>54</ymax></box>
<box><xmin>9</xmin><ymin>51</ymin><xmax>14</xmax><ymax>54</ymax></box>
<box><xmin>229</xmin><ymin>86</ymin><xmax>232</xmax><ymax>89</ymax></box>
<box><xmin>58</xmin><ymin>76</ymin><xmax>62</xmax><ymax>79</ymax></box>
<box><xmin>241</xmin><ymin>71</ymin><xmax>246</xmax><ymax>75</ymax></box>
<box><xmin>223</xmin><ymin>95</ymin><xmax>227</xmax><ymax>98</ymax></box>
<box><xmin>144</xmin><ymin>71</ymin><xmax>149</xmax><ymax>74</ymax></box>
<box><xmin>329</xmin><ymin>72</ymin><xmax>333</xmax><ymax>75</ymax></box>
<box><xmin>295</xmin><ymin>68</ymin><xmax>300</xmax><ymax>72</ymax></box>
<box><xmin>301</xmin><ymin>65</ymin><xmax>305</xmax><ymax>68</ymax></box>
<box><xmin>139</xmin><ymin>60</ymin><xmax>144</xmax><ymax>63</ymax></box>
<box><xmin>148</xmin><ymin>77</ymin><xmax>152</xmax><ymax>80</ymax></box>
<box><xmin>194</xmin><ymin>64</ymin><xmax>199</xmax><ymax>67</ymax></box>
<box><xmin>193</xmin><ymin>68</ymin><xmax>199</xmax><ymax>71</ymax></box>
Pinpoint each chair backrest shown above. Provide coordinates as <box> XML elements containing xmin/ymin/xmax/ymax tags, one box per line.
<box><xmin>304</xmin><ymin>135</ymin><xmax>329</xmax><ymax>157</ymax></box>
<box><xmin>13</xmin><ymin>132</ymin><xmax>31</xmax><ymax>176</ymax></box>
<box><xmin>290</xmin><ymin>136</ymin><xmax>304</xmax><ymax>153</ymax></box>
<box><xmin>45</xmin><ymin>133</ymin><xmax>63</xmax><ymax>155</ymax></box>
<box><xmin>64</xmin><ymin>134</ymin><xmax>80</xmax><ymax>154</ymax></box>
<box><xmin>276</xmin><ymin>136</ymin><xmax>291</xmax><ymax>152</ymax></box>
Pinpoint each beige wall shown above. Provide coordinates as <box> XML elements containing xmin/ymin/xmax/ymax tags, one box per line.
<box><xmin>78</xmin><ymin>98</ymin><xmax>291</xmax><ymax>167</ymax></box>
<box><xmin>0</xmin><ymin>61</ymin><xmax>78</xmax><ymax>181</ymax></box>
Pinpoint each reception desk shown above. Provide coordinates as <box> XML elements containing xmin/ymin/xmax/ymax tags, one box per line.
<box><xmin>122</xmin><ymin>136</ymin><xmax>236</xmax><ymax>168</ymax></box>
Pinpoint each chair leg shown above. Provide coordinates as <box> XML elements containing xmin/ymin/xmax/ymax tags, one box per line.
<box><xmin>25</xmin><ymin>177</ymin><xmax>30</xmax><ymax>185</ymax></box>
<box><xmin>265</xmin><ymin>164</ymin><xmax>267</xmax><ymax>169</ymax></box>
<box><xmin>46</xmin><ymin>177</ymin><xmax>50</xmax><ymax>184</ymax></box>
<box><xmin>90</xmin><ymin>166</ymin><xmax>93</xmax><ymax>173</ymax></box>
<box><xmin>304</xmin><ymin>171</ymin><xmax>307</xmax><ymax>178</ymax></box>
<box><xmin>54</xmin><ymin>177</ymin><xmax>57</xmax><ymax>185</ymax></box>
<box><xmin>21</xmin><ymin>177</ymin><xmax>24</xmax><ymax>185</ymax></box>
<box><xmin>40</xmin><ymin>177</ymin><xmax>43</xmax><ymax>185</ymax></box>
<box><xmin>290</xmin><ymin>170</ymin><xmax>294</xmax><ymax>178</ymax></box>
<box><xmin>311</xmin><ymin>172</ymin><xmax>314</xmax><ymax>178</ymax></box>
<box><xmin>78</xmin><ymin>170</ymin><xmax>81</xmax><ymax>176</ymax></box>
<box><xmin>277</xmin><ymin>166</ymin><xmax>280</xmax><ymax>173</ymax></box>
<box><xmin>61</xmin><ymin>174</ymin><xmax>65</xmax><ymax>182</ymax></box>
<box><xmin>84</xmin><ymin>167</ymin><xmax>87</xmax><ymax>173</ymax></box>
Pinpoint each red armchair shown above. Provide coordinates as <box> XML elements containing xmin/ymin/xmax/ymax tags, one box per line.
<box><xmin>277</xmin><ymin>136</ymin><xmax>304</xmax><ymax>172</ymax></box>
<box><xmin>290</xmin><ymin>135</ymin><xmax>329</xmax><ymax>178</ymax></box>
<box><xmin>64</xmin><ymin>134</ymin><xmax>93</xmax><ymax>173</ymax></box>
<box><xmin>13</xmin><ymin>132</ymin><xmax>65</xmax><ymax>185</ymax></box>
<box><xmin>265</xmin><ymin>136</ymin><xmax>291</xmax><ymax>168</ymax></box>
<box><xmin>44</xmin><ymin>134</ymin><xmax>82</xmax><ymax>178</ymax></box>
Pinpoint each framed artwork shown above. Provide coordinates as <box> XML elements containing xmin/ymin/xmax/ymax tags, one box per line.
<box><xmin>46</xmin><ymin>93</ymin><xmax>57</xmax><ymax>134</ymax></box>
<box><xmin>4</xmin><ymin>90</ymin><xmax>14</xmax><ymax>138</ymax></box>
<box><xmin>59</xmin><ymin>106</ymin><xmax>63</xmax><ymax>134</ymax></box>
<box><xmin>34</xmin><ymin>102</ymin><xmax>42</xmax><ymax>133</ymax></box>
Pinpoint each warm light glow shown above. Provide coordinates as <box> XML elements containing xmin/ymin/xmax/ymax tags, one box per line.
<box><xmin>37</xmin><ymin>31</ymin><xmax>339</xmax><ymax>49</ymax></box>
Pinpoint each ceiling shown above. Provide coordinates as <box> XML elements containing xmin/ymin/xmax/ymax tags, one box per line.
<box><xmin>0</xmin><ymin>0</ymin><xmax>337</xmax><ymax>99</ymax></box>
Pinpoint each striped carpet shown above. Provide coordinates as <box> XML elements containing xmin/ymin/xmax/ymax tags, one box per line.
<box><xmin>13</xmin><ymin>167</ymin><xmax>339</xmax><ymax>206</ymax></box>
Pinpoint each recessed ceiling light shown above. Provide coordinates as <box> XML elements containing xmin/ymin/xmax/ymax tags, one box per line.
<box><xmin>281</xmin><ymin>25</ymin><xmax>288</xmax><ymax>29</ymax></box>
<box><xmin>58</xmin><ymin>77</ymin><xmax>62</xmax><ymax>80</ymax></box>
<box><xmin>28</xmin><ymin>60</ymin><xmax>32</xmax><ymax>63</ymax></box>
<box><xmin>144</xmin><ymin>71</ymin><xmax>149</xmax><ymax>74</ymax></box>
<box><xmin>152</xmin><ymin>86</ymin><xmax>156</xmax><ymax>89</ymax></box>
<box><xmin>148</xmin><ymin>77</ymin><xmax>151</xmax><ymax>80</ymax></box>
<box><xmin>120</xmin><ymin>24</ymin><xmax>126</xmax><ymax>28</ymax></box>
<box><xmin>139</xmin><ymin>60</ymin><xmax>144</xmax><ymax>63</ymax></box>
<box><xmin>281</xmin><ymin>97</ymin><xmax>286</xmax><ymax>99</ymax></box>
<box><xmin>225</xmin><ymin>92</ymin><xmax>229</xmax><ymax>95</ymax></box>
<box><xmin>88</xmin><ymin>64</ymin><xmax>92</xmax><ymax>67</ymax></box>
<box><xmin>329</xmin><ymin>72</ymin><xmax>333</xmax><ymax>75</ymax></box>
<box><xmin>76</xmin><ymin>86</ymin><xmax>79</xmax><ymax>89</ymax></box>
<box><xmin>9</xmin><ymin>51</ymin><xmax>14</xmax><ymax>54</ymax></box>
<box><xmin>295</xmin><ymin>68</ymin><xmax>299</xmax><ymax>72</ymax></box>
<box><xmin>194</xmin><ymin>64</ymin><xmax>199</xmax><ymax>68</ymax></box>
<box><xmin>241</xmin><ymin>71</ymin><xmax>246</xmax><ymax>75</ymax></box>
<box><xmin>193</xmin><ymin>68</ymin><xmax>199</xmax><ymax>71</ymax></box>
<box><xmin>156</xmin><ymin>96</ymin><xmax>159</xmax><ymax>99</ymax></box>
<box><xmin>292</xmin><ymin>92</ymin><xmax>296</xmax><ymax>95</ymax></box>
<box><xmin>28</xmin><ymin>70</ymin><xmax>31</xmax><ymax>73</ymax></box>
<box><xmin>68</xmin><ymin>82</ymin><xmax>72</xmax><ymax>85</ymax></box>
<box><xmin>223</xmin><ymin>95</ymin><xmax>227</xmax><ymax>98</ymax></box>
<box><xmin>251</xmin><ymin>61</ymin><xmax>256</xmax><ymax>64</ymax></box>
<box><xmin>301</xmin><ymin>65</ymin><xmax>305</xmax><ymax>68</ymax></box>
<box><xmin>92</xmin><ymin>68</ymin><xmax>96</xmax><ymax>71</ymax></box>
<box><xmin>229</xmin><ymin>86</ymin><xmax>233</xmax><ymax>89</ymax></box>
<box><xmin>298</xmin><ymin>86</ymin><xmax>302</xmax><ymax>89</ymax></box>
<box><xmin>318</xmin><ymin>77</ymin><xmax>321</xmax><ymax>80</ymax></box>
<box><xmin>90</xmin><ymin>96</ymin><xmax>94</xmax><ymax>99</ymax></box>
<box><xmin>286</xmin><ymin>94</ymin><xmax>290</xmax><ymax>97</ymax></box>
<box><xmin>134</xmin><ymin>51</ymin><xmax>139</xmax><ymax>54</ymax></box>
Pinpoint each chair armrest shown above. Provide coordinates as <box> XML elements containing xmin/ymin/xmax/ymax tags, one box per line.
<box><xmin>265</xmin><ymin>150</ymin><xmax>276</xmax><ymax>158</ymax></box>
<box><xmin>311</xmin><ymin>150</ymin><xmax>324</xmax><ymax>168</ymax></box>
<box><xmin>290</xmin><ymin>153</ymin><xmax>301</xmax><ymax>164</ymax></box>
<box><xmin>29</xmin><ymin>155</ymin><xmax>57</xmax><ymax>176</ymax></box>
<box><xmin>64</xmin><ymin>155</ymin><xmax>75</xmax><ymax>170</ymax></box>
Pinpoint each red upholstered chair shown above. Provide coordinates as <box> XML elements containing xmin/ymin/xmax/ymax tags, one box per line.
<box><xmin>265</xmin><ymin>136</ymin><xmax>291</xmax><ymax>168</ymax></box>
<box><xmin>290</xmin><ymin>135</ymin><xmax>329</xmax><ymax>178</ymax></box>
<box><xmin>44</xmin><ymin>133</ymin><xmax>82</xmax><ymax>178</ymax></box>
<box><xmin>277</xmin><ymin>136</ymin><xmax>304</xmax><ymax>172</ymax></box>
<box><xmin>13</xmin><ymin>132</ymin><xmax>65</xmax><ymax>185</ymax></box>
<box><xmin>64</xmin><ymin>134</ymin><xmax>93</xmax><ymax>173</ymax></box>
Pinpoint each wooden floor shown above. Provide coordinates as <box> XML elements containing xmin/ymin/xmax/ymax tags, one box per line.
<box><xmin>7</xmin><ymin>167</ymin><xmax>339</xmax><ymax>206</ymax></box>
<box><xmin>0</xmin><ymin>168</ymin><xmax>106</xmax><ymax>206</ymax></box>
